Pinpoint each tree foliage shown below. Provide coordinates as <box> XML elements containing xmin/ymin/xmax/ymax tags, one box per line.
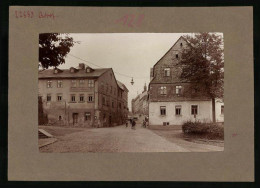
<box><xmin>39</xmin><ymin>33</ymin><xmax>75</xmax><ymax>69</ymax></box>
<box><xmin>179</xmin><ymin>33</ymin><xmax>224</xmax><ymax>99</ymax></box>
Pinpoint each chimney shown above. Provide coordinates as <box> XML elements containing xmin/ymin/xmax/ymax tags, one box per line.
<box><xmin>79</xmin><ymin>63</ymin><xmax>85</xmax><ymax>70</ymax></box>
<box><xmin>144</xmin><ymin>83</ymin><xmax>147</xmax><ymax>92</ymax></box>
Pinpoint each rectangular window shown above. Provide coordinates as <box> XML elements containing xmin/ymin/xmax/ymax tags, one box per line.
<box><xmin>71</xmin><ymin>94</ymin><xmax>76</xmax><ymax>102</ymax></box>
<box><xmin>160</xmin><ymin>86</ymin><xmax>167</xmax><ymax>95</ymax></box>
<box><xmin>160</xmin><ymin>106</ymin><xmax>166</xmax><ymax>115</ymax></box>
<box><xmin>85</xmin><ymin>112</ymin><xmax>91</xmax><ymax>121</ymax></box>
<box><xmin>221</xmin><ymin>105</ymin><xmax>224</xmax><ymax>115</ymax></box>
<box><xmin>164</xmin><ymin>68</ymin><xmax>170</xmax><ymax>77</ymax></box>
<box><xmin>71</xmin><ymin>80</ymin><xmax>77</xmax><ymax>87</ymax></box>
<box><xmin>88</xmin><ymin>80</ymin><xmax>94</xmax><ymax>87</ymax></box>
<box><xmin>110</xmin><ymin>86</ymin><xmax>113</xmax><ymax>93</ymax></box>
<box><xmin>79</xmin><ymin>94</ymin><xmax>84</xmax><ymax>102</ymax></box>
<box><xmin>57</xmin><ymin>80</ymin><xmax>63</xmax><ymax>88</ymax></box>
<box><xmin>79</xmin><ymin>79</ymin><xmax>85</xmax><ymax>86</ymax></box>
<box><xmin>57</xmin><ymin>94</ymin><xmax>62</xmax><ymax>101</ymax></box>
<box><xmin>191</xmin><ymin>105</ymin><xmax>198</xmax><ymax>115</ymax></box>
<box><xmin>176</xmin><ymin>85</ymin><xmax>182</xmax><ymax>95</ymax></box>
<box><xmin>112</xmin><ymin>101</ymin><xmax>114</xmax><ymax>108</ymax></box>
<box><xmin>175</xmin><ymin>105</ymin><xmax>181</xmax><ymax>115</ymax></box>
<box><xmin>47</xmin><ymin>81</ymin><xmax>52</xmax><ymax>88</ymax></box>
<box><xmin>88</xmin><ymin>95</ymin><xmax>94</xmax><ymax>102</ymax></box>
<box><xmin>119</xmin><ymin>102</ymin><xmax>121</xmax><ymax>109</ymax></box>
<box><xmin>47</xmin><ymin>94</ymin><xmax>51</xmax><ymax>102</ymax></box>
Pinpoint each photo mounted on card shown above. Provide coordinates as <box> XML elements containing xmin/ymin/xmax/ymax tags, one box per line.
<box><xmin>9</xmin><ymin>6</ymin><xmax>253</xmax><ymax>181</ymax></box>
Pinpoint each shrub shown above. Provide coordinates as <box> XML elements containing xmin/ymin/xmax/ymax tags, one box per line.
<box><xmin>182</xmin><ymin>121</ymin><xmax>224</xmax><ymax>139</ymax></box>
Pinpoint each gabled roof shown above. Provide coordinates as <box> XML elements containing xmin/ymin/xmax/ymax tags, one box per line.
<box><xmin>152</xmin><ymin>36</ymin><xmax>187</xmax><ymax>69</ymax></box>
<box><xmin>38</xmin><ymin>68</ymin><xmax>110</xmax><ymax>79</ymax></box>
<box><xmin>117</xmin><ymin>80</ymin><xmax>129</xmax><ymax>92</ymax></box>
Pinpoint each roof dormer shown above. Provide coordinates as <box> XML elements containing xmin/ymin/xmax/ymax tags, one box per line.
<box><xmin>70</xmin><ymin>67</ymin><xmax>78</xmax><ymax>73</ymax></box>
<box><xmin>85</xmin><ymin>66</ymin><xmax>94</xmax><ymax>73</ymax></box>
<box><xmin>53</xmin><ymin>67</ymin><xmax>62</xmax><ymax>74</ymax></box>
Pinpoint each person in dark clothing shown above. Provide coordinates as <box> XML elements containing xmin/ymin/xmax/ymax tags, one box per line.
<box><xmin>132</xmin><ymin>119</ymin><xmax>136</xmax><ymax>129</ymax></box>
<box><xmin>125</xmin><ymin>119</ymin><xmax>128</xmax><ymax>127</ymax></box>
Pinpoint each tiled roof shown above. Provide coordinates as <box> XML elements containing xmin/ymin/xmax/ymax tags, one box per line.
<box><xmin>117</xmin><ymin>80</ymin><xmax>129</xmax><ymax>92</ymax></box>
<box><xmin>38</xmin><ymin>68</ymin><xmax>110</xmax><ymax>79</ymax></box>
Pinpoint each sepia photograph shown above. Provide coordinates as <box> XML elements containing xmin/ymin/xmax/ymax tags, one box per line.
<box><xmin>38</xmin><ymin>33</ymin><xmax>224</xmax><ymax>152</ymax></box>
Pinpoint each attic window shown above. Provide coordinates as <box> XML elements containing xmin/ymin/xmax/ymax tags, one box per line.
<box><xmin>86</xmin><ymin>68</ymin><xmax>90</xmax><ymax>73</ymax></box>
<box><xmin>70</xmin><ymin>68</ymin><xmax>75</xmax><ymax>73</ymax></box>
<box><xmin>180</xmin><ymin>43</ymin><xmax>183</xmax><ymax>47</ymax></box>
<box><xmin>176</xmin><ymin>54</ymin><xmax>179</xmax><ymax>58</ymax></box>
<box><xmin>54</xmin><ymin>69</ymin><xmax>58</xmax><ymax>74</ymax></box>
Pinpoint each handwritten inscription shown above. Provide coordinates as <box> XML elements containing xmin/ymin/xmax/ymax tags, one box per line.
<box><xmin>232</xmin><ymin>133</ymin><xmax>238</xmax><ymax>137</ymax></box>
<box><xmin>115</xmin><ymin>14</ymin><xmax>145</xmax><ymax>27</ymax></box>
<box><xmin>15</xmin><ymin>10</ymin><xmax>57</xmax><ymax>19</ymax></box>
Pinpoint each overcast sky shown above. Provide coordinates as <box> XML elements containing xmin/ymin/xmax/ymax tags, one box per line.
<box><xmin>58</xmin><ymin>33</ymin><xmax>188</xmax><ymax>110</ymax></box>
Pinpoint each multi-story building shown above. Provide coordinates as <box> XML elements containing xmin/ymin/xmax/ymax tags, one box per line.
<box><xmin>148</xmin><ymin>36</ymin><xmax>224</xmax><ymax>126</ymax></box>
<box><xmin>131</xmin><ymin>84</ymin><xmax>148</xmax><ymax>116</ymax></box>
<box><xmin>38</xmin><ymin>63</ymin><xmax>128</xmax><ymax>127</ymax></box>
<box><xmin>117</xmin><ymin>80</ymin><xmax>129</xmax><ymax>124</ymax></box>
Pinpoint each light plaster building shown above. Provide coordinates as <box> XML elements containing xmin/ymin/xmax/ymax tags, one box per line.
<box><xmin>38</xmin><ymin>63</ymin><xmax>128</xmax><ymax>127</ymax></box>
<box><xmin>148</xmin><ymin>37</ymin><xmax>224</xmax><ymax>126</ymax></box>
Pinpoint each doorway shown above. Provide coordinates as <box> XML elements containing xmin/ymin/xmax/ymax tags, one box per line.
<box><xmin>73</xmin><ymin>113</ymin><xmax>78</xmax><ymax>125</ymax></box>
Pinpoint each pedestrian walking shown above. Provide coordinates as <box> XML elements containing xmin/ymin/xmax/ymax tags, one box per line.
<box><xmin>143</xmin><ymin>120</ymin><xmax>146</xmax><ymax>128</ymax></box>
<box><xmin>125</xmin><ymin>119</ymin><xmax>128</xmax><ymax>127</ymax></box>
<box><xmin>131</xmin><ymin>119</ymin><xmax>136</xmax><ymax>130</ymax></box>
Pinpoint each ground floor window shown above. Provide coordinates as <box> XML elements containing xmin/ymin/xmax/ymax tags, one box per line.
<box><xmin>191</xmin><ymin>105</ymin><xmax>198</xmax><ymax>115</ymax></box>
<box><xmin>57</xmin><ymin>94</ymin><xmax>62</xmax><ymax>101</ymax></box>
<box><xmin>221</xmin><ymin>105</ymin><xmax>224</xmax><ymax>115</ymax></box>
<box><xmin>85</xmin><ymin>112</ymin><xmax>91</xmax><ymax>121</ymax></box>
<box><xmin>160</xmin><ymin>106</ymin><xmax>166</xmax><ymax>115</ymax></box>
<box><xmin>175</xmin><ymin>105</ymin><xmax>181</xmax><ymax>115</ymax></box>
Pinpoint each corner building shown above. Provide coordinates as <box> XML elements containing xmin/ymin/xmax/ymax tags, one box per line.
<box><xmin>38</xmin><ymin>63</ymin><xmax>128</xmax><ymax>127</ymax></box>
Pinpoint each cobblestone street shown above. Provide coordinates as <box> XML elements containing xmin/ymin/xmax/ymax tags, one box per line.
<box><xmin>39</xmin><ymin>124</ymin><xmax>224</xmax><ymax>152</ymax></box>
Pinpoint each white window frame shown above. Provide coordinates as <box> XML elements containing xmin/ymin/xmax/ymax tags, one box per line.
<box><xmin>71</xmin><ymin>94</ymin><xmax>76</xmax><ymax>102</ymax></box>
<box><xmin>57</xmin><ymin>80</ymin><xmax>63</xmax><ymax>88</ymax></box>
<box><xmin>57</xmin><ymin>94</ymin><xmax>62</xmax><ymax>101</ymax></box>
<box><xmin>164</xmin><ymin>68</ymin><xmax>170</xmax><ymax>77</ymax></box>
<box><xmin>176</xmin><ymin>85</ymin><xmax>182</xmax><ymax>95</ymax></box>
<box><xmin>47</xmin><ymin>81</ymin><xmax>52</xmax><ymax>88</ymax></box>
<box><xmin>71</xmin><ymin>80</ymin><xmax>77</xmax><ymax>87</ymax></box>
<box><xmin>175</xmin><ymin>105</ymin><xmax>182</xmax><ymax>116</ymax></box>
<box><xmin>88</xmin><ymin>95</ymin><xmax>94</xmax><ymax>102</ymax></box>
<box><xmin>160</xmin><ymin>106</ymin><xmax>166</xmax><ymax>116</ymax></box>
<box><xmin>191</xmin><ymin>105</ymin><xmax>198</xmax><ymax>115</ymax></box>
<box><xmin>160</xmin><ymin>86</ymin><xmax>167</xmax><ymax>95</ymax></box>
<box><xmin>88</xmin><ymin>80</ymin><xmax>94</xmax><ymax>88</ymax></box>
<box><xmin>79</xmin><ymin>94</ymin><xmax>84</xmax><ymax>102</ymax></box>
<box><xmin>79</xmin><ymin>79</ymin><xmax>85</xmax><ymax>86</ymax></box>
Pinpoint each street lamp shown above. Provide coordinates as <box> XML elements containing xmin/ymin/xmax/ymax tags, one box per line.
<box><xmin>130</xmin><ymin>77</ymin><xmax>134</xmax><ymax>85</ymax></box>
